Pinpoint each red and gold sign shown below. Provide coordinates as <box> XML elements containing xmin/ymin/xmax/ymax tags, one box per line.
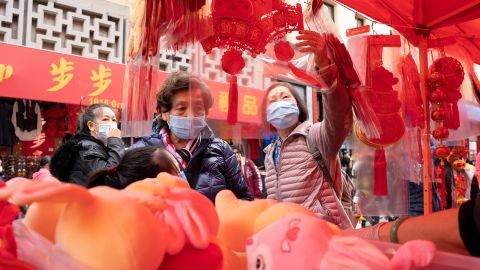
<box><xmin>0</xmin><ymin>42</ymin><xmax>125</xmax><ymax>109</ymax></box>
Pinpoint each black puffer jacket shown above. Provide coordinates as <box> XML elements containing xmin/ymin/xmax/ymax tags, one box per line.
<box><xmin>132</xmin><ymin>127</ymin><xmax>252</xmax><ymax>202</ymax></box>
<box><xmin>51</xmin><ymin>133</ymin><xmax>124</xmax><ymax>186</ymax></box>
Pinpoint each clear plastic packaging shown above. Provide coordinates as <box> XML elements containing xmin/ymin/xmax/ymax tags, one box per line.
<box><xmin>13</xmin><ymin>220</ymin><xmax>92</xmax><ymax>270</ymax></box>
<box><xmin>370</xmin><ymin>240</ymin><xmax>480</xmax><ymax>270</ymax></box>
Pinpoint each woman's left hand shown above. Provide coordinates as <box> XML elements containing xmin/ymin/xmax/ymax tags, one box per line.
<box><xmin>296</xmin><ymin>30</ymin><xmax>329</xmax><ymax>69</ymax></box>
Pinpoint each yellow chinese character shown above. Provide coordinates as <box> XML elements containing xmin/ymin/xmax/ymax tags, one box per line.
<box><xmin>47</xmin><ymin>57</ymin><xmax>74</xmax><ymax>92</ymax></box>
<box><xmin>242</xmin><ymin>95</ymin><xmax>257</xmax><ymax>116</ymax></box>
<box><xmin>0</xmin><ymin>64</ymin><xmax>13</xmax><ymax>82</ymax></box>
<box><xmin>89</xmin><ymin>64</ymin><xmax>112</xmax><ymax>96</ymax></box>
<box><xmin>219</xmin><ymin>91</ymin><xmax>229</xmax><ymax>113</ymax></box>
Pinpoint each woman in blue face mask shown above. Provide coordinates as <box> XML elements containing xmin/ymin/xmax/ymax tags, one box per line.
<box><xmin>262</xmin><ymin>30</ymin><xmax>354</xmax><ymax>229</ymax></box>
<box><xmin>132</xmin><ymin>72</ymin><xmax>252</xmax><ymax>202</ymax></box>
<box><xmin>50</xmin><ymin>103</ymin><xmax>125</xmax><ymax>186</ymax></box>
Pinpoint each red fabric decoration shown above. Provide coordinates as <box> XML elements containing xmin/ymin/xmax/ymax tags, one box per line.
<box><xmin>221</xmin><ymin>50</ymin><xmax>245</xmax><ymax>124</ymax></box>
<box><xmin>434</xmin><ymin>160</ymin><xmax>447</xmax><ymax>208</ymax></box>
<box><xmin>429</xmin><ymin>56</ymin><xmax>464</xmax><ymax>158</ymax></box>
<box><xmin>373</xmin><ymin>148</ymin><xmax>388</xmax><ymax>196</ymax></box>
<box><xmin>311</xmin><ymin>0</ymin><xmax>323</xmax><ymax>15</ymax></box>
<box><xmin>355</xmin><ymin>65</ymin><xmax>405</xmax><ymax>196</ymax></box>
<box><xmin>227</xmin><ymin>76</ymin><xmax>239</xmax><ymax>124</ymax></box>
<box><xmin>159</xmin><ymin>242</ymin><xmax>222</xmax><ymax>270</ymax></box>
<box><xmin>362</xmin><ymin>66</ymin><xmax>405</xmax><ymax>145</ymax></box>
<box><xmin>274</xmin><ymin>41</ymin><xmax>294</xmax><ymax>62</ymax></box>
<box><xmin>202</xmin><ymin>0</ymin><xmax>303</xmax><ymax>125</ymax></box>
<box><xmin>248</xmin><ymin>139</ymin><xmax>260</xmax><ymax>160</ymax></box>
<box><xmin>0</xmin><ymin>225</ymin><xmax>17</xmax><ymax>259</ymax></box>
<box><xmin>403</xmin><ymin>54</ymin><xmax>424</xmax><ymax>128</ymax></box>
<box><xmin>433</xmin><ymin>57</ymin><xmax>464</xmax><ymax>90</ymax></box>
<box><xmin>326</xmin><ymin>33</ymin><xmax>381</xmax><ymax>138</ymax></box>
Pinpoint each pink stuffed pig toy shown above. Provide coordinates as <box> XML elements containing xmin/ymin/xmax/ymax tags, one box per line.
<box><xmin>246</xmin><ymin>214</ymin><xmax>436</xmax><ymax>270</ymax></box>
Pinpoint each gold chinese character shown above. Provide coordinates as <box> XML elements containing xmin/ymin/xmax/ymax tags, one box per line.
<box><xmin>242</xmin><ymin>95</ymin><xmax>257</xmax><ymax>116</ymax></box>
<box><xmin>0</xmin><ymin>64</ymin><xmax>13</xmax><ymax>82</ymax></box>
<box><xmin>47</xmin><ymin>57</ymin><xmax>74</xmax><ymax>91</ymax></box>
<box><xmin>89</xmin><ymin>64</ymin><xmax>112</xmax><ymax>96</ymax></box>
<box><xmin>219</xmin><ymin>91</ymin><xmax>229</xmax><ymax>113</ymax></box>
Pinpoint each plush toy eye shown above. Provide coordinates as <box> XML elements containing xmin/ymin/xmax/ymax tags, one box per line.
<box><xmin>256</xmin><ymin>255</ymin><xmax>266</xmax><ymax>270</ymax></box>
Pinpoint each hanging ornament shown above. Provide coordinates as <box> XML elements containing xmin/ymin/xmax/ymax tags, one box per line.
<box><xmin>434</xmin><ymin>159</ymin><xmax>447</xmax><ymax>208</ymax></box>
<box><xmin>430</xmin><ymin>56</ymin><xmax>465</xmax><ymax>175</ymax></box>
<box><xmin>452</xmin><ymin>159</ymin><xmax>469</xmax><ymax>206</ymax></box>
<box><xmin>402</xmin><ymin>54</ymin><xmax>424</xmax><ymax>163</ymax></box>
<box><xmin>201</xmin><ymin>0</ymin><xmax>304</xmax><ymax>124</ymax></box>
<box><xmin>354</xmin><ymin>66</ymin><xmax>405</xmax><ymax>196</ymax></box>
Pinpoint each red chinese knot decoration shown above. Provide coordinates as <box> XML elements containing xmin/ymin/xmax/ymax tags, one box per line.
<box><xmin>429</xmin><ymin>56</ymin><xmax>464</xmax><ymax>207</ymax></box>
<box><xmin>201</xmin><ymin>0</ymin><xmax>304</xmax><ymax>124</ymax></box>
<box><xmin>430</xmin><ymin>57</ymin><xmax>464</xmax><ymax>156</ymax></box>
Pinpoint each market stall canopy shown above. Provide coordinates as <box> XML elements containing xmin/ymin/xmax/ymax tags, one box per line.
<box><xmin>336</xmin><ymin>0</ymin><xmax>480</xmax><ymax>64</ymax></box>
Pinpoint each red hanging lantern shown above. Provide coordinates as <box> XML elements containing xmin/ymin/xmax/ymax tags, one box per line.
<box><xmin>201</xmin><ymin>0</ymin><xmax>304</xmax><ymax>124</ymax></box>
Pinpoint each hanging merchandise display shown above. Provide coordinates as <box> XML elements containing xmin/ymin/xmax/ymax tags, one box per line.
<box><xmin>430</xmin><ymin>56</ymin><xmax>465</xmax><ymax>207</ymax></box>
<box><xmin>2</xmin><ymin>155</ymin><xmax>39</xmax><ymax>180</ymax></box>
<box><xmin>66</xmin><ymin>105</ymin><xmax>81</xmax><ymax>135</ymax></box>
<box><xmin>43</xmin><ymin>106</ymin><xmax>67</xmax><ymax>138</ymax></box>
<box><xmin>401</xmin><ymin>53</ymin><xmax>424</xmax><ymax>165</ymax></box>
<box><xmin>0</xmin><ymin>99</ymin><xmax>18</xmax><ymax>146</ymax></box>
<box><xmin>353</xmin><ymin>35</ymin><xmax>405</xmax><ymax>196</ymax></box>
<box><xmin>11</xmin><ymin>100</ymin><xmax>42</xmax><ymax>142</ymax></box>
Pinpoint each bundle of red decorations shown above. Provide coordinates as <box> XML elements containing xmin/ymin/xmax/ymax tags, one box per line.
<box><xmin>43</xmin><ymin>106</ymin><xmax>67</xmax><ymax>138</ymax></box>
<box><xmin>429</xmin><ymin>56</ymin><xmax>464</xmax><ymax>207</ymax></box>
<box><xmin>201</xmin><ymin>0</ymin><xmax>304</xmax><ymax>124</ymax></box>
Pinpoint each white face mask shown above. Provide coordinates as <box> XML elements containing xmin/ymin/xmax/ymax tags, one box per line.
<box><xmin>97</xmin><ymin>123</ymin><xmax>118</xmax><ymax>140</ymax></box>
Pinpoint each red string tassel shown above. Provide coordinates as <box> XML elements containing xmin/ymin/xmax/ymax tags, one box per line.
<box><xmin>439</xmin><ymin>161</ymin><xmax>447</xmax><ymax>208</ymax></box>
<box><xmin>374</xmin><ymin>148</ymin><xmax>388</xmax><ymax>196</ymax></box>
<box><xmin>227</xmin><ymin>75</ymin><xmax>238</xmax><ymax>125</ymax></box>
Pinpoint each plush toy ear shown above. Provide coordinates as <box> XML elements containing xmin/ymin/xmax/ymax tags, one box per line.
<box><xmin>174</xmin><ymin>200</ymin><xmax>211</xmax><ymax>249</ymax></box>
<box><xmin>168</xmin><ymin>188</ymin><xmax>219</xmax><ymax>249</ymax></box>
<box><xmin>160</xmin><ymin>209</ymin><xmax>187</xmax><ymax>255</ymax></box>
<box><xmin>0</xmin><ymin>178</ymin><xmax>33</xmax><ymax>201</ymax></box>
<box><xmin>11</xmin><ymin>181</ymin><xmax>92</xmax><ymax>206</ymax></box>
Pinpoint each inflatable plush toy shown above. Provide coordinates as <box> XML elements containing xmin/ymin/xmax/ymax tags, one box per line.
<box><xmin>215</xmin><ymin>190</ymin><xmax>325</xmax><ymax>269</ymax></box>
<box><xmin>9</xmin><ymin>181</ymin><xmax>167</xmax><ymax>270</ymax></box>
<box><xmin>124</xmin><ymin>174</ymin><xmax>223</xmax><ymax>270</ymax></box>
<box><xmin>246</xmin><ymin>214</ymin><xmax>436</xmax><ymax>270</ymax></box>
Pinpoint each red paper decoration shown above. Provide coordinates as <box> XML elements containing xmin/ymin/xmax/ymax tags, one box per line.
<box><xmin>201</xmin><ymin>0</ymin><xmax>304</xmax><ymax>124</ymax></box>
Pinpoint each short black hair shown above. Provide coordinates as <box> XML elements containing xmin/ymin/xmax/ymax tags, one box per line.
<box><xmin>87</xmin><ymin>146</ymin><xmax>180</xmax><ymax>189</ymax></box>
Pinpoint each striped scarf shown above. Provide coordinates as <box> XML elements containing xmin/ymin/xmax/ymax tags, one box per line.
<box><xmin>159</xmin><ymin>126</ymin><xmax>201</xmax><ymax>170</ymax></box>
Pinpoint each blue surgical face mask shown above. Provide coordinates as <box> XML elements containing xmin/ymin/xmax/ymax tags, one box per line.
<box><xmin>266</xmin><ymin>101</ymin><xmax>300</xmax><ymax>130</ymax></box>
<box><xmin>97</xmin><ymin>123</ymin><xmax>118</xmax><ymax>140</ymax></box>
<box><xmin>168</xmin><ymin>115</ymin><xmax>206</xmax><ymax>140</ymax></box>
<box><xmin>179</xmin><ymin>171</ymin><xmax>188</xmax><ymax>182</ymax></box>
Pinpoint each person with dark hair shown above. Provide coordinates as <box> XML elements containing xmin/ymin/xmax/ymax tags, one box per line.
<box><xmin>32</xmin><ymin>156</ymin><xmax>55</xmax><ymax>181</ymax></box>
<box><xmin>50</xmin><ymin>103</ymin><xmax>124</xmax><ymax>186</ymax></box>
<box><xmin>0</xmin><ymin>156</ymin><xmax>4</xmax><ymax>181</ymax></box>
<box><xmin>87</xmin><ymin>146</ymin><xmax>181</xmax><ymax>189</ymax></box>
<box><xmin>233</xmin><ymin>146</ymin><xmax>263</xmax><ymax>199</ymax></box>
<box><xmin>262</xmin><ymin>31</ymin><xmax>353</xmax><ymax>229</ymax></box>
<box><xmin>132</xmin><ymin>71</ymin><xmax>252</xmax><ymax>202</ymax></box>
